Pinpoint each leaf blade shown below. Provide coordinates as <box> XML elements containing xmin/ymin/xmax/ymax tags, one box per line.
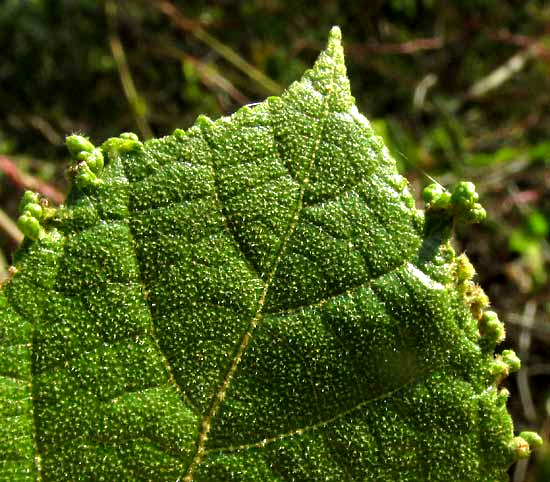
<box><xmin>0</xmin><ymin>26</ymin><xmax>535</xmax><ymax>481</ymax></box>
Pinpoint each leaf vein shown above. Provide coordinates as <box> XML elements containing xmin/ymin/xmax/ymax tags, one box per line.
<box><xmin>183</xmin><ymin>64</ymin><xmax>339</xmax><ymax>481</ymax></box>
<box><xmin>206</xmin><ymin>371</ymin><xmax>431</xmax><ymax>455</ymax></box>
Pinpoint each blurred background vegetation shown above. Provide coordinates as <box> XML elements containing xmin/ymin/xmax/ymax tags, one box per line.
<box><xmin>1</xmin><ymin>0</ymin><xmax>549</xmax><ymax>479</ymax></box>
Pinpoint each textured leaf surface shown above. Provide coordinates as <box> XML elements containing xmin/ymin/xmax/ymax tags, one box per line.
<box><xmin>0</xmin><ymin>27</ymin><xmax>536</xmax><ymax>481</ymax></box>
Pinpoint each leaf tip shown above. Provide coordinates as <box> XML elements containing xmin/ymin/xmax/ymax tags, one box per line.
<box><xmin>328</xmin><ymin>25</ymin><xmax>342</xmax><ymax>43</ymax></box>
<box><xmin>325</xmin><ymin>26</ymin><xmax>345</xmax><ymax>64</ymax></box>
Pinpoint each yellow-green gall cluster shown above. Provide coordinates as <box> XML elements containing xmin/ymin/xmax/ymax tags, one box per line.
<box><xmin>479</xmin><ymin>311</ymin><xmax>506</xmax><ymax>348</ymax></box>
<box><xmin>454</xmin><ymin>253</ymin><xmax>476</xmax><ymax>286</ymax></box>
<box><xmin>66</xmin><ymin>135</ymin><xmax>104</xmax><ymax>189</ymax></box>
<box><xmin>488</xmin><ymin>349</ymin><xmax>521</xmax><ymax>385</ymax></box>
<box><xmin>422</xmin><ymin>183</ymin><xmax>451</xmax><ymax>210</ymax></box>
<box><xmin>423</xmin><ymin>181</ymin><xmax>487</xmax><ymax>224</ymax></box>
<box><xmin>452</xmin><ymin>253</ymin><xmax>490</xmax><ymax>320</ymax></box>
<box><xmin>513</xmin><ymin>432</ymin><xmax>544</xmax><ymax>459</ymax></box>
<box><xmin>100</xmin><ymin>132</ymin><xmax>142</xmax><ymax>157</ymax></box>
<box><xmin>466</xmin><ymin>284</ymin><xmax>490</xmax><ymax>320</ymax></box>
<box><xmin>450</xmin><ymin>250</ymin><xmax>517</xmax><ymax>407</ymax></box>
<box><xmin>17</xmin><ymin>191</ymin><xmax>45</xmax><ymax>241</ymax></box>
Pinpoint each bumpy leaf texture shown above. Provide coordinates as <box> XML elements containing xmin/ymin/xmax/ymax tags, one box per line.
<box><xmin>0</xmin><ymin>27</ymin><xmax>540</xmax><ymax>481</ymax></box>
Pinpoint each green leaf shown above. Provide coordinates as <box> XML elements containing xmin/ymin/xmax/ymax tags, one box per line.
<box><xmin>0</xmin><ymin>27</ymin><xmax>539</xmax><ymax>481</ymax></box>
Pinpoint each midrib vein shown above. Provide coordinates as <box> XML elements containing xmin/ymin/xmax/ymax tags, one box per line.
<box><xmin>183</xmin><ymin>77</ymin><xmax>336</xmax><ymax>481</ymax></box>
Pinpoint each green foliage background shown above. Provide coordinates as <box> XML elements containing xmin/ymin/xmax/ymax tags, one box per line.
<box><xmin>1</xmin><ymin>1</ymin><xmax>549</xmax><ymax>480</ymax></box>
